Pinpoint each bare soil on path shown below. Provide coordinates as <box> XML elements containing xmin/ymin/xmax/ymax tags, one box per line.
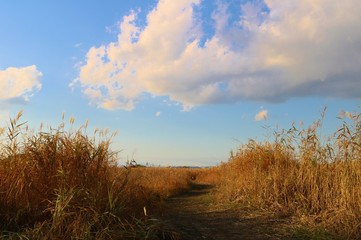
<box><xmin>162</xmin><ymin>183</ymin><xmax>294</xmax><ymax>240</ymax></box>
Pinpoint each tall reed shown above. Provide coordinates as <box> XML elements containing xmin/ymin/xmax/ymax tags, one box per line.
<box><xmin>216</xmin><ymin>110</ymin><xmax>361</xmax><ymax>238</ymax></box>
<box><xmin>0</xmin><ymin>113</ymin><xmax>176</xmax><ymax>239</ymax></box>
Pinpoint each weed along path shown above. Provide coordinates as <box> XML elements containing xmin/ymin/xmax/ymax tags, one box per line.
<box><xmin>162</xmin><ymin>183</ymin><xmax>292</xmax><ymax>240</ymax></box>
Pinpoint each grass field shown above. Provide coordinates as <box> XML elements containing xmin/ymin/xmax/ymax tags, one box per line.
<box><xmin>0</xmin><ymin>112</ymin><xmax>197</xmax><ymax>239</ymax></box>
<box><xmin>0</xmin><ymin>110</ymin><xmax>360</xmax><ymax>239</ymax></box>
<box><xmin>215</xmin><ymin>109</ymin><xmax>361</xmax><ymax>238</ymax></box>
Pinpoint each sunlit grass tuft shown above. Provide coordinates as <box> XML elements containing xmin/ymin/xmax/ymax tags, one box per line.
<box><xmin>0</xmin><ymin>113</ymin><xmax>184</xmax><ymax>239</ymax></box>
<box><xmin>215</xmin><ymin>109</ymin><xmax>361</xmax><ymax>238</ymax></box>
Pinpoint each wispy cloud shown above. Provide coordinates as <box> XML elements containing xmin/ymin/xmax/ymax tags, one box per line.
<box><xmin>75</xmin><ymin>0</ymin><xmax>361</xmax><ymax>111</ymax></box>
<box><xmin>155</xmin><ymin>111</ymin><xmax>161</xmax><ymax>117</ymax></box>
<box><xmin>255</xmin><ymin>109</ymin><xmax>268</xmax><ymax>121</ymax></box>
<box><xmin>0</xmin><ymin>65</ymin><xmax>42</xmax><ymax>103</ymax></box>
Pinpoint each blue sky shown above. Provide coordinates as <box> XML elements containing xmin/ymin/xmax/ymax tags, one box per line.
<box><xmin>0</xmin><ymin>0</ymin><xmax>360</xmax><ymax>166</ymax></box>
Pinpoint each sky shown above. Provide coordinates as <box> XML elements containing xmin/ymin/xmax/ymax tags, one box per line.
<box><xmin>0</xmin><ymin>0</ymin><xmax>360</xmax><ymax>166</ymax></box>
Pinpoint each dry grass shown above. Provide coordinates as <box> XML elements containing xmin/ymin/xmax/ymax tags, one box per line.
<box><xmin>0</xmin><ymin>112</ymin><xmax>189</xmax><ymax>239</ymax></box>
<box><xmin>1</xmin><ymin>109</ymin><xmax>360</xmax><ymax>238</ymax></box>
<box><xmin>127</xmin><ymin>167</ymin><xmax>195</xmax><ymax>197</ymax></box>
<box><xmin>215</xmin><ymin>109</ymin><xmax>361</xmax><ymax>238</ymax></box>
<box><xmin>193</xmin><ymin>167</ymin><xmax>221</xmax><ymax>185</ymax></box>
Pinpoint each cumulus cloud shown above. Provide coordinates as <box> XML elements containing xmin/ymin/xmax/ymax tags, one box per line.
<box><xmin>255</xmin><ymin>109</ymin><xmax>268</xmax><ymax>121</ymax></box>
<box><xmin>75</xmin><ymin>0</ymin><xmax>361</xmax><ymax>111</ymax></box>
<box><xmin>0</xmin><ymin>65</ymin><xmax>42</xmax><ymax>103</ymax></box>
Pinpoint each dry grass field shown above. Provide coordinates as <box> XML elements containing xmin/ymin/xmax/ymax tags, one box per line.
<box><xmin>0</xmin><ymin>112</ymin><xmax>198</xmax><ymax>239</ymax></box>
<box><xmin>215</xmin><ymin>110</ymin><xmax>361</xmax><ymax>239</ymax></box>
<box><xmin>0</xmin><ymin>110</ymin><xmax>360</xmax><ymax>239</ymax></box>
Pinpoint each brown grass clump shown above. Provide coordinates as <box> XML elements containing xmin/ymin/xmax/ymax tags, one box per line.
<box><xmin>193</xmin><ymin>167</ymin><xmax>221</xmax><ymax>185</ymax></box>
<box><xmin>0</xmin><ymin>112</ymin><xmax>178</xmax><ymax>239</ymax></box>
<box><xmin>109</xmin><ymin>166</ymin><xmax>198</xmax><ymax>218</ymax></box>
<box><xmin>128</xmin><ymin>167</ymin><xmax>195</xmax><ymax>197</ymax></box>
<box><xmin>215</xmin><ymin>109</ymin><xmax>361</xmax><ymax>238</ymax></box>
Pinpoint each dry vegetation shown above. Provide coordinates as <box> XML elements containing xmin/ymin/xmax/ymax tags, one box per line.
<box><xmin>0</xmin><ymin>109</ymin><xmax>360</xmax><ymax>239</ymax></box>
<box><xmin>0</xmin><ymin>112</ymin><xmax>197</xmax><ymax>239</ymax></box>
<box><xmin>215</xmin><ymin>109</ymin><xmax>361</xmax><ymax>239</ymax></box>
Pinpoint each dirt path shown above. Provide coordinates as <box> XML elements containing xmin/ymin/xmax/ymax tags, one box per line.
<box><xmin>162</xmin><ymin>184</ymin><xmax>293</xmax><ymax>240</ymax></box>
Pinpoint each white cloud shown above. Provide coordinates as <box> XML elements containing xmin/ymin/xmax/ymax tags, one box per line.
<box><xmin>75</xmin><ymin>0</ymin><xmax>361</xmax><ymax>111</ymax></box>
<box><xmin>155</xmin><ymin>111</ymin><xmax>161</xmax><ymax>117</ymax></box>
<box><xmin>255</xmin><ymin>109</ymin><xmax>268</xmax><ymax>121</ymax></box>
<box><xmin>0</xmin><ymin>65</ymin><xmax>42</xmax><ymax>103</ymax></box>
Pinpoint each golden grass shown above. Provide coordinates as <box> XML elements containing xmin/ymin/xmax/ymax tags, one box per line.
<box><xmin>1</xmin><ymin>109</ymin><xmax>360</xmax><ymax>238</ymax></box>
<box><xmin>215</xmin><ymin>109</ymin><xmax>361</xmax><ymax>238</ymax></box>
<box><xmin>0</xmin><ymin>112</ymin><xmax>191</xmax><ymax>239</ymax></box>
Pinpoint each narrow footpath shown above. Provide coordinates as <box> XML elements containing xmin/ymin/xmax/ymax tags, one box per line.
<box><xmin>162</xmin><ymin>184</ymin><xmax>293</xmax><ymax>240</ymax></box>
